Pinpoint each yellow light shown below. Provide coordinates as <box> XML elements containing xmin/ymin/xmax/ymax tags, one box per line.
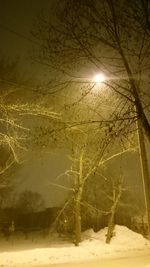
<box><xmin>93</xmin><ymin>73</ymin><xmax>106</xmax><ymax>83</ymax></box>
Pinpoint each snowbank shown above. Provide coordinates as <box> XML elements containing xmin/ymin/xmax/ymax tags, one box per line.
<box><xmin>82</xmin><ymin>225</ymin><xmax>149</xmax><ymax>250</ymax></box>
<box><xmin>0</xmin><ymin>225</ymin><xmax>149</xmax><ymax>267</ymax></box>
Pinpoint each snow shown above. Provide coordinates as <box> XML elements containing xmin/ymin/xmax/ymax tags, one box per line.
<box><xmin>0</xmin><ymin>225</ymin><xmax>149</xmax><ymax>267</ymax></box>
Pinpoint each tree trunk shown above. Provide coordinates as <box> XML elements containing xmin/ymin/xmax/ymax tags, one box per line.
<box><xmin>117</xmin><ymin>41</ymin><xmax>150</xmax><ymax>144</ymax></box>
<box><xmin>74</xmin><ymin>191</ymin><xmax>82</xmax><ymax>246</ymax></box>
<box><xmin>106</xmin><ymin>184</ymin><xmax>122</xmax><ymax>244</ymax></box>
<box><xmin>106</xmin><ymin>205</ymin><xmax>115</xmax><ymax>244</ymax></box>
<box><xmin>74</xmin><ymin>149</ymin><xmax>84</xmax><ymax>246</ymax></box>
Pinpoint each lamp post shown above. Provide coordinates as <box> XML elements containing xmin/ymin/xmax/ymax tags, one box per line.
<box><xmin>137</xmin><ymin>118</ymin><xmax>150</xmax><ymax>239</ymax></box>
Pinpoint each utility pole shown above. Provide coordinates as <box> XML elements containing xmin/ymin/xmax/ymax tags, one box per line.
<box><xmin>137</xmin><ymin>118</ymin><xmax>150</xmax><ymax>239</ymax></box>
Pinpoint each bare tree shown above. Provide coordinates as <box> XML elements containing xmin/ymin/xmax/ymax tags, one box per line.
<box><xmin>0</xmin><ymin>59</ymin><xmax>60</xmax><ymax>206</ymax></box>
<box><xmin>83</xmin><ymin>165</ymin><xmax>143</xmax><ymax>243</ymax></box>
<box><xmin>32</xmin><ymin>0</ymin><xmax>150</xmax><ymax>142</ymax></box>
<box><xmin>49</xmin><ymin>112</ymin><xmax>137</xmax><ymax>246</ymax></box>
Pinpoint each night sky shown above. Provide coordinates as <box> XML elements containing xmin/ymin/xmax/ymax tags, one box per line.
<box><xmin>0</xmin><ymin>0</ymin><xmax>53</xmax><ymax>72</ymax></box>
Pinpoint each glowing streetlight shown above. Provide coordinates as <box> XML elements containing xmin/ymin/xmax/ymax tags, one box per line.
<box><xmin>93</xmin><ymin>73</ymin><xmax>106</xmax><ymax>83</ymax></box>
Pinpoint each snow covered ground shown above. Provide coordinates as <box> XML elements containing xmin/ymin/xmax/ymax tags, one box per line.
<box><xmin>0</xmin><ymin>225</ymin><xmax>149</xmax><ymax>267</ymax></box>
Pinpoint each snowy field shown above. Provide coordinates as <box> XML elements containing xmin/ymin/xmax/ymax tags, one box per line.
<box><xmin>0</xmin><ymin>225</ymin><xmax>150</xmax><ymax>267</ymax></box>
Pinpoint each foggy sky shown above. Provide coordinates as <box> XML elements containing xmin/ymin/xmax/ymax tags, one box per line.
<box><xmin>0</xmin><ymin>0</ymin><xmax>149</xmax><ymax>209</ymax></box>
<box><xmin>0</xmin><ymin>0</ymin><xmax>53</xmax><ymax>73</ymax></box>
<box><xmin>13</xmin><ymin>150</ymin><xmax>71</xmax><ymax>207</ymax></box>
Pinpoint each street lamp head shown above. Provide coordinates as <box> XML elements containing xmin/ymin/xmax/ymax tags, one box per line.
<box><xmin>93</xmin><ymin>73</ymin><xmax>106</xmax><ymax>83</ymax></box>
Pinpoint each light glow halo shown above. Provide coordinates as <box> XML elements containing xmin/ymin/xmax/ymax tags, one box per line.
<box><xmin>93</xmin><ymin>73</ymin><xmax>106</xmax><ymax>83</ymax></box>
